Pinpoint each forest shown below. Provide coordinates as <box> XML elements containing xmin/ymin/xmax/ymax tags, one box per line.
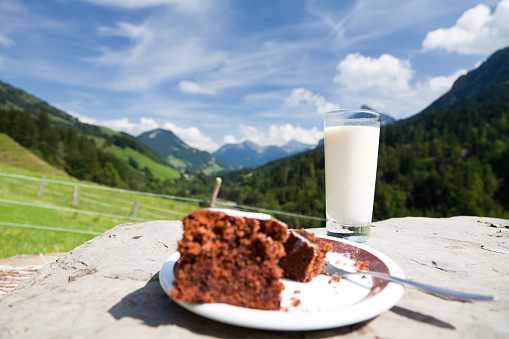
<box><xmin>0</xmin><ymin>108</ymin><xmax>166</xmax><ymax>192</ymax></box>
<box><xmin>2</xmin><ymin>80</ymin><xmax>507</xmax><ymax>229</ymax></box>
<box><xmin>216</xmin><ymin>80</ymin><xmax>509</xmax><ymax>226</ymax></box>
<box><xmin>1</xmin><ymin>46</ymin><xmax>508</xmax><ymax>228</ymax></box>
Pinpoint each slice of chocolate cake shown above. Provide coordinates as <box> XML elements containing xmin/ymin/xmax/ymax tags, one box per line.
<box><xmin>279</xmin><ymin>229</ymin><xmax>333</xmax><ymax>283</ymax></box>
<box><xmin>170</xmin><ymin>209</ymin><xmax>289</xmax><ymax>310</ymax></box>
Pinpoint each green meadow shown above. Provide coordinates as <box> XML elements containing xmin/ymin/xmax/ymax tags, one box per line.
<box><xmin>0</xmin><ymin>133</ymin><xmax>199</xmax><ymax>258</ymax></box>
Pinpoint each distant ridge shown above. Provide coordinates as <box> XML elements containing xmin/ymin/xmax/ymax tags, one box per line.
<box><xmin>0</xmin><ymin>79</ymin><xmax>180</xmax><ymax>188</ymax></box>
<box><xmin>212</xmin><ymin>139</ymin><xmax>315</xmax><ymax>169</ymax></box>
<box><xmin>360</xmin><ymin>105</ymin><xmax>397</xmax><ymax>126</ymax></box>
<box><xmin>137</xmin><ymin>128</ymin><xmax>232</xmax><ymax>174</ymax></box>
<box><xmin>0</xmin><ymin>80</ymin><xmax>102</xmax><ymax>135</ymax></box>
<box><xmin>217</xmin><ymin>46</ymin><xmax>509</xmax><ymax>224</ymax></box>
<box><xmin>425</xmin><ymin>46</ymin><xmax>509</xmax><ymax>111</ymax></box>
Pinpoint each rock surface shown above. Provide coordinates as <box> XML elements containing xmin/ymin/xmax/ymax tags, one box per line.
<box><xmin>0</xmin><ymin>253</ymin><xmax>62</xmax><ymax>297</ymax></box>
<box><xmin>0</xmin><ymin>216</ymin><xmax>508</xmax><ymax>338</ymax></box>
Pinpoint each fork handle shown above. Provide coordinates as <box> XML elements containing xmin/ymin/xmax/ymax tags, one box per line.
<box><xmin>351</xmin><ymin>271</ymin><xmax>496</xmax><ymax>301</ymax></box>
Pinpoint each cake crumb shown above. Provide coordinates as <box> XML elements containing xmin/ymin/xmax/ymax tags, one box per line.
<box><xmin>291</xmin><ymin>298</ymin><xmax>301</xmax><ymax>307</ymax></box>
<box><xmin>354</xmin><ymin>260</ymin><xmax>370</xmax><ymax>271</ymax></box>
<box><xmin>328</xmin><ymin>276</ymin><xmax>341</xmax><ymax>283</ymax></box>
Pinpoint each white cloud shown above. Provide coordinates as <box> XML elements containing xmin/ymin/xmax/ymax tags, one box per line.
<box><xmin>0</xmin><ymin>33</ymin><xmax>15</xmax><ymax>47</ymax></box>
<box><xmin>223</xmin><ymin>134</ymin><xmax>242</xmax><ymax>145</ymax></box>
<box><xmin>419</xmin><ymin>69</ymin><xmax>468</xmax><ymax>94</ymax></box>
<box><xmin>162</xmin><ymin>122</ymin><xmax>218</xmax><ymax>152</ymax></box>
<box><xmin>178</xmin><ymin>80</ymin><xmax>216</xmax><ymax>96</ymax></box>
<box><xmin>224</xmin><ymin>123</ymin><xmax>323</xmax><ymax>147</ymax></box>
<box><xmin>422</xmin><ymin>0</ymin><xmax>509</xmax><ymax>55</ymax></box>
<box><xmin>267</xmin><ymin>124</ymin><xmax>322</xmax><ymax>146</ymax></box>
<box><xmin>79</xmin><ymin>0</ymin><xmax>204</xmax><ymax>11</ymax></box>
<box><xmin>334</xmin><ymin>53</ymin><xmax>414</xmax><ymax>97</ymax></box>
<box><xmin>68</xmin><ymin>111</ymin><xmax>159</xmax><ymax>135</ymax></box>
<box><xmin>67</xmin><ymin>110</ymin><xmax>99</xmax><ymax>125</ymax></box>
<box><xmin>285</xmin><ymin>88</ymin><xmax>339</xmax><ymax>114</ymax></box>
<box><xmin>90</xmin><ymin>9</ymin><xmax>227</xmax><ymax>91</ymax></box>
<box><xmin>332</xmin><ymin>52</ymin><xmax>468</xmax><ymax>118</ymax></box>
<box><xmin>67</xmin><ymin>110</ymin><xmax>219</xmax><ymax>152</ymax></box>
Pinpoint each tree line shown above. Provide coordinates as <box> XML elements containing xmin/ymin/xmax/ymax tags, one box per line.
<box><xmin>217</xmin><ymin>83</ymin><xmax>509</xmax><ymax>226</ymax></box>
<box><xmin>0</xmin><ymin>108</ymin><xmax>163</xmax><ymax>192</ymax></box>
<box><xmin>1</xmin><ymin>82</ymin><xmax>508</xmax><ymax>228</ymax></box>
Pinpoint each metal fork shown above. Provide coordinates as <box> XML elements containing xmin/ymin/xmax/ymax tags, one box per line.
<box><xmin>322</xmin><ymin>261</ymin><xmax>497</xmax><ymax>301</ymax></box>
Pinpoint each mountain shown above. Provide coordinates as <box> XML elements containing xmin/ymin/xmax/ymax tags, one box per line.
<box><xmin>281</xmin><ymin>139</ymin><xmax>315</xmax><ymax>154</ymax></box>
<box><xmin>360</xmin><ymin>105</ymin><xmax>397</xmax><ymax>126</ymax></box>
<box><xmin>0</xmin><ymin>80</ymin><xmax>103</xmax><ymax>135</ymax></box>
<box><xmin>0</xmin><ymin>80</ymin><xmax>180</xmax><ymax>190</ymax></box>
<box><xmin>214</xmin><ymin>46</ymin><xmax>509</xmax><ymax>226</ymax></box>
<box><xmin>0</xmin><ymin>80</ymin><xmax>169</xmax><ymax>168</ymax></box>
<box><xmin>212</xmin><ymin>139</ymin><xmax>315</xmax><ymax>169</ymax></box>
<box><xmin>425</xmin><ymin>47</ymin><xmax>509</xmax><ymax>111</ymax></box>
<box><xmin>137</xmin><ymin>128</ymin><xmax>232</xmax><ymax>174</ymax></box>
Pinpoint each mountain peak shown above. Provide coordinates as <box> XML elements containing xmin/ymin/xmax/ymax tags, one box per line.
<box><xmin>426</xmin><ymin>46</ymin><xmax>509</xmax><ymax>111</ymax></box>
<box><xmin>212</xmin><ymin>139</ymin><xmax>316</xmax><ymax>169</ymax></box>
<box><xmin>148</xmin><ymin>129</ymin><xmax>164</xmax><ymax>139</ymax></box>
<box><xmin>281</xmin><ymin>139</ymin><xmax>314</xmax><ymax>153</ymax></box>
<box><xmin>360</xmin><ymin>105</ymin><xmax>397</xmax><ymax>126</ymax></box>
<box><xmin>137</xmin><ymin>128</ymin><xmax>232</xmax><ymax>174</ymax></box>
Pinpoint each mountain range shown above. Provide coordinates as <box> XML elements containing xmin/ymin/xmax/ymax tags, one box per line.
<box><xmin>360</xmin><ymin>105</ymin><xmax>397</xmax><ymax>126</ymax></box>
<box><xmin>0</xmin><ymin>78</ymin><xmax>321</xmax><ymax>176</ymax></box>
<box><xmin>137</xmin><ymin>128</ymin><xmax>232</xmax><ymax>174</ymax></box>
<box><xmin>0</xmin><ymin>79</ymin><xmax>181</xmax><ymax>187</ymax></box>
<box><xmin>1</xmin><ymin>46</ymin><xmax>508</xmax><ymax>224</ymax></box>
<box><xmin>0</xmin><ymin>77</ymin><xmax>398</xmax><ymax>173</ymax></box>
<box><xmin>214</xmin><ymin>45</ymin><xmax>509</xmax><ymax>226</ymax></box>
<box><xmin>212</xmin><ymin>139</ymin><xmax>315</xmax><ymax>169</ymax></box>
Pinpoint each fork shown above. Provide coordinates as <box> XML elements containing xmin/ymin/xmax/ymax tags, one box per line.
<box><xmin>322</xmin><ymin>261</ymin><xmax>497</xmax><ymax>301</ymax></box>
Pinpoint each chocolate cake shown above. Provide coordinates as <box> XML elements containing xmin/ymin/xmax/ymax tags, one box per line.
<box><xmin>170</xmin><ymin>209</ymin><xmax>289</xmax><ymax>310</ymax></box>
<box><xmin>279</xmin><ymin>229</ymin><xmax>333</xmax><ymax>283</ymax></box>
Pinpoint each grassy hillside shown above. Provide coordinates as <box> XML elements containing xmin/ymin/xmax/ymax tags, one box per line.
<box><xmin>91</xmin><ymin>135</ymin><xmax>179</xmax><ymax>181</ymax></box>
<box><xmin>137</xmin><ymin>129</ymin><xmax>233</xmax><ymax>174</ymax></box>
<box><xmin>0</xmin><ymin>133</ymin><xmax>199</xmax><ymax>258</ymax></box>
<box><xmin>0</xmin><ymin>80</ymin><xmax>181</xmax><ymax>188</ymax></box>
<box><xmin>0</xmin><ymin>133</ymin><xmax>69</xmax><ymax>178</ymax></box>
<box><xmin>0</xmin><ymin>106</ymin><xmax>181</xmax><ymax>193</ymax></box>
<box><xmin>213</xmin><ymin>48</ymin><xmax>509</xmax><ymax>224</ymax></box>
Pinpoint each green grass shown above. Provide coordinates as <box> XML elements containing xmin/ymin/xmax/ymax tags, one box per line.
<box><xmin>0</xmin><ymin>133</ymin><xmax>70</xmax><ymax>178</ymax></box>
<box><xmin>96</xmin><ymin>140</ymin><xmax>180</xmax><ymax>181</ymax></box>
<box><xmin>89</xmin><ymin>134</ymin><xmax>180</xmax><ymax>181</ymax></box>
<box><xmin>0</xmin><ymin>171</ymin><xmax>200</xmax><ymax>258</ymax></box>
<box><xmin>0</xmin><ymin>134</ymin><xmax>198</xmax><ymax>258</ymax></box>
<box><xmin>116</xmin><ymin>146</ymin><xmax>180</xmax><ymax>180</ymax></box>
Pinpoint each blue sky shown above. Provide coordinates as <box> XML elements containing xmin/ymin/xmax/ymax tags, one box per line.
<box><xmin>1</xmin><ymin>0</ymin><xmax>508</xmax><ymax>152</ymax></box>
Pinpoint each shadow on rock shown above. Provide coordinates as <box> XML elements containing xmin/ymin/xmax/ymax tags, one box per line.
<box><xmin>108</xmin><ymin>272</ymin><xmax>372</xmax><ymax>338</ymax></box>
<box><xmin>390</xmin><ymin>306</ymin><xmax>456</xmax><ymax>330</ymax></box>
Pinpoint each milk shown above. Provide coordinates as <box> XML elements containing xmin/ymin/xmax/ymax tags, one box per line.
<box><xmin>324</xmin><ymin>125</ymin><xmax>380</xmax><ymax>226</ymax></box>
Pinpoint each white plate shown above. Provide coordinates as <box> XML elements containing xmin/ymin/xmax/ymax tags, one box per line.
<box><xmin>159</xmin><ymin>235</ymin><xmax>405</xmax><ymax>331</ymax></box>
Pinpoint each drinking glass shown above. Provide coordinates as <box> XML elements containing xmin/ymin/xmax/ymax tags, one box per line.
<box><xmin>324</xmin><ymin>109</ymin><xmax>381</xmax><ymax>242</ymax></box>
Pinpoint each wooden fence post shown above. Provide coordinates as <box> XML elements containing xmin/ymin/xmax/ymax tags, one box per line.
<box><xmin>37</xmin><ymin>176</ymin><xmax>46</xmax><ymax>198</ymax></box>
<box><xmin>210</xmin><ymin>177</ymin><xmax>222</xmax><ymax>208</ymax></box>
<box><xmin>129</xmin><ymin>200</ymin><xmax>138</xmax><ymax>218</ymax></box>
<box><xmin>72</xmin><ymin>186</ymin><xmax>80</xmax><ymax>206</ymax></box>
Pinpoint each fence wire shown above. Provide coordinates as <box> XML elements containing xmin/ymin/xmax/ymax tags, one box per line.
<box><xmin>0</xmin><ymin>171</ymin><xmax>326</xmax><ymax>237</ymax></box>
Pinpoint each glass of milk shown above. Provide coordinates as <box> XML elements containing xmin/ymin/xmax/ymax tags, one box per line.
<box><xmin>324</xmin><ymin>109</ymin><xmax>381</xmax><ymax>242</ymax></box>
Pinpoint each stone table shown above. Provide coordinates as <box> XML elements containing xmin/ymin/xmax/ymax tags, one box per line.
<box><xmin>0</xmin><ymin>216</ymin><xmax>508</xmax><ymax>338</ymax></box>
